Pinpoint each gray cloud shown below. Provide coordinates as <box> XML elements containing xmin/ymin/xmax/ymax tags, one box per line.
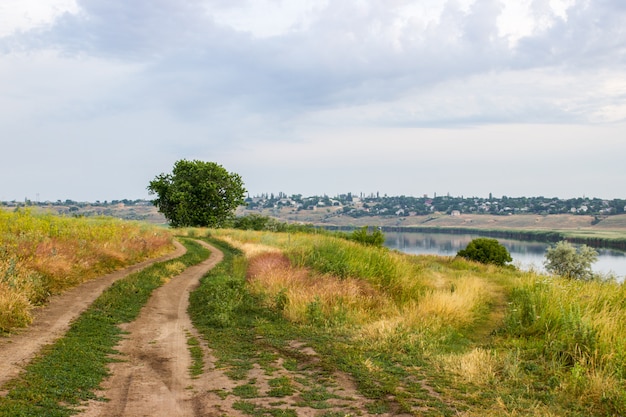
<box><xmin>4</xmin><ymin>0</ymin><xmax>623</xmax><ymax>126</ymax></box>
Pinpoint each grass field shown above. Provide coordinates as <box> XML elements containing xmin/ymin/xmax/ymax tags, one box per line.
<box><xmin>2</xmin><ymin>212</ymin><xmax>625</xmax><ymax>416</ymax></box>
<box><xmin>0</xmin><ymin>209</ymin><xmax>173</xmax><ymax>333</ymax></box>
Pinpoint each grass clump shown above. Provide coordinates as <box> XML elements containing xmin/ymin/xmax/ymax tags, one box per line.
<box><xmin>0</xmin><ymin>238</ymin><xmax>209</xmax><ymax>417</ymax></box>
<box><xmin>233</xmin><ymin>380</ymin><xmax>260</xmax><ymax>398</ymax></box>
<box><xmin>186</xmin><ymin>332</ymin><xmax>205</xmax><ymax>378</ymax></box>
<box><xmin>0</xmin><ymin>209</ymin><xmax>173</xmax><ymax>333</ymax></box>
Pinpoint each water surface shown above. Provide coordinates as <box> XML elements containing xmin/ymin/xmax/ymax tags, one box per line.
<box><xmin>385</xmin><ymin>231</ymin><xmax>626</xmax><ymax>281</ymax></box>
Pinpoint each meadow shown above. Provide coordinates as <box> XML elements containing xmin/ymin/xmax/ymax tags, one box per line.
<box><xmin>189</xmin><ymin>228</ymin><xmax>626</xmax><ymax>416</ymax></box>
<box><xmin>0</xmin><ymin>209</ymin><xmax>173</xmax><ymax>333</ymax></box>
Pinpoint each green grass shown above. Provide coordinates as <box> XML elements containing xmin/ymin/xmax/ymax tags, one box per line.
<box><xmin>186</xmin><ymin>332</ymin><xmax>205</xmax><ymax>378</ymax></box>
<box><xmin>0</xmin><ymin>238</ymin><xmax>210</xmax><ymax>417</ymax></box>
<box><xmin>233</xmin><ymin>400</ymin><xmax>298</xmax><ymax>416</ymax></box>
<box><xmin>267</xmin><ymin>376</ymin><xmax>295</xmax><ymax>397</ymax></box>
<box><xmin>233</xmin><ymin>380</ymin><xmax>260</xmax><ymax>398</ymax></box>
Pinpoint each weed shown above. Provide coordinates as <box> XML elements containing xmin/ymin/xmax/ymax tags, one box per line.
<box><xmin>267</xmin><ymin>376</ymin><xmax>294</xmax><ymax>397</ymax></box>
<box><xmin>233</xmin><ymin>400</ymin><xmax>297</xmax><ymax>417</ymax></box>
<box><xmin>233</xmin><ymin>380</ymin><xmax>260</xmax><ymax>398</ymax></box>
<box><xmin>296</xmin><ymin>385</ymin><xmax>337</xmax><ymax>409</ymax></box>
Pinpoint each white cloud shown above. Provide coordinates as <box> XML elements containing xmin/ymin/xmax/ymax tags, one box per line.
<box><xmin>0</xmin><ymin>0</ymin><xmax>79</xmax><ymax>37</ymax></box>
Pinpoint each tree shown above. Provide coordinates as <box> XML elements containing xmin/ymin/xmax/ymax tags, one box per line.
<box><xmin>147</xmin><ymin>160</ymin><xmax>246</xmax><ymax>228</ymax></box>
<box><xmin>543</xmin><ymin>240</ymin><xmax>598</xmax><ymax>280</ymax></box>
<box><xmin>457</xmin><ymin>238</ymin><xmax>513</xmax><ymax>267</ymax></box>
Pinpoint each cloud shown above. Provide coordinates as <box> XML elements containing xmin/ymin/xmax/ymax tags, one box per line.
<box><xmin>0</xmin><ymin>0</ymin><xmax>625</xmax><ymax>200</ymax></box>
<box><xmin>4</xmin><ymin>0</ymin><xmax>624</xmax><ymax>128</ymax></box>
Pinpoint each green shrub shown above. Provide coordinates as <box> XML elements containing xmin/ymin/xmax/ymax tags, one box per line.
<box><xmin>348</xmin><ymin>226</ymin><xmax>385</xmax><ymax>247</ymax></box>
<box><xmin>457</xmin><ymin>238</ymin><xmax>512</xmax><ymax>267</ymax></box>
<box><xmin>544</xmin><ymin>240</ymin><xmax>598</xmax><ymax>280</ymax></box>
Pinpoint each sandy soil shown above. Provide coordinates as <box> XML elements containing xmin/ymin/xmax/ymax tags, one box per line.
<box><xmin>0</xmin><ymin>241</ymin><xmax>186</xmax><ymax>391</ymax></box>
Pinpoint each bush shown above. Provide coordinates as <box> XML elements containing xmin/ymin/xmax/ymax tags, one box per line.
<box><xmin>348</xmin><ymin>226</ymin><xmax>385</xmax><ymax>247</ymax></box>
<box><xmin>232</xmin><ymin>214</ymin><xmax>288</xmax><ymax>232</ymax></box>
<box><xmin>456</xmin><ymin>238</ymin><xmax>512</xmax><ymax>267</ymax></box>
<box><xmin>544</xmin><ymin>240</ymin><xmax>598</xmax><ymax>280</ymax></box>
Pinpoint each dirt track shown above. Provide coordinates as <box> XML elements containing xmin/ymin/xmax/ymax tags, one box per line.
<box><xmin>0</xmin><ymin>241</ymin><xmax>186</xmax><ymax>391</ymax></box>
<box><xmin>78</xmin><ymin>240</ymin><xmax>224</xmax><ymax>416</ymax></box>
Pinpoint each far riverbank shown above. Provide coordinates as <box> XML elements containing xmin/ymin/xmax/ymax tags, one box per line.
<box><xmin>238</xmin><ymin>207</ymin><xmax>626</xmax><ymax>251</ymax></box>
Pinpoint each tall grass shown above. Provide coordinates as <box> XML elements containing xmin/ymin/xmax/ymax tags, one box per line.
<box><xmin>0</xmin><ymin>209</ymin><xmax>173</xmax><ymax>333</ymax></box>
<box><xmin>211</xmin><ymin>229</ymin><xmax>626</xmax><ymax>416</ymax></box>
<box><xmin>498</xmin><ymin>275</ymin><xmax>626</xmax><ymax>414</ymax></box>
<box><xmin>215</xmin><ymin>229</ymin><xmax>501</xmax><ymax>326</ymax></box>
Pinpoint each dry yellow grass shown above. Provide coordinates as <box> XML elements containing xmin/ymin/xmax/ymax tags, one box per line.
<box><xmin>437</xmin><ymin>348</ymin><xmax>499</xmax><ymax>385</ymax></box>
<box><xmin>0</xmin><ymin>210</ymin><xmax>173</xmax><ymax>332</ymax></box>
<box><xmin>219</xmin><ymin>231</ymin><xmax>501</xmax><ymax>342</ymax></box>
<box><xmin>401</xmin><ymin>275</ymin><xmax>490</xmax><ymax>330</ymax></box>
<box><xmin>0</xmin><ymin>282</ymin><xmax>33</xmax><ymax>329</ymax></box>
<box><xmin>218</xmin><ymin>235</ymin><xmax>282</xmax><ymax>257</ymax></box>
<box><xmin>246</xmin><ymin>251</ymin><xmax>391</xmax><ymax>325</ymax></box>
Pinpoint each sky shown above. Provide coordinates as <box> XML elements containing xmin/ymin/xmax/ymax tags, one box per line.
<box><xmin>1</xmin><ymin>0</ymin><xmax>625</xmax><ymax>202</ymax></box>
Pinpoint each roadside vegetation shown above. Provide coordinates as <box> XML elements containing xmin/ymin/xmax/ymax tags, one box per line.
<box><xmin>0</xmin><ymin>209</ymin><xmax>173</xmax><ymax>333</ymax></box>
<box><xmin>186</xmin><ymin>228</ymin><xmax>626</xmax><ymax>416</ymax></box>
<box><xmin>0</xmin><ymin>239</ymin><xmax>210</xmax><ymax>417</ymax></box>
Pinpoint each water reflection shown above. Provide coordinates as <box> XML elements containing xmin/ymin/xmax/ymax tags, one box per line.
<box><xmin>385</xmin><ymin>231</ymin><xmax>626</xmax><ymax>282</ymax></box>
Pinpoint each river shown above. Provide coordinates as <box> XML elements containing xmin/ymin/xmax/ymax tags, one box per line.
<box><xmin>384</xmin><ymin>231</ymin><xmax>626</xmax><ymax>282</ymax></box>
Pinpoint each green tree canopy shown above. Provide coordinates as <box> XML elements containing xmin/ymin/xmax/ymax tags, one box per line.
<box><xmin>543</xmin><ymin>240</ymin><xmax>598</xmax><ymax>280</ymax></box>
<box><xmin>147</xmin><ymin>160</ymin><xmax>246</xmax><ymax>228</ymax></box>
<box><xmin>457</xmin><ymin>238</ymin><xmax>513</xmax><ymax>267</ymax></box>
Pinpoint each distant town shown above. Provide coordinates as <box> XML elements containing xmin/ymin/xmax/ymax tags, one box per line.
<box><xmin>5</xmin><ymin>193</ymin><xmax>623</xmax><ymax>221</ymax></box>
<box><xmin>244</xmin><ymin>193</ymin><xmax>626</xmax><ymax>218</ymax></box>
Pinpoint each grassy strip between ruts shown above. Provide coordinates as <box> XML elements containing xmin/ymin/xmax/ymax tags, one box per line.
<box><xmin>186</xmin><ymin>331</ymin><xmax>205</xmax><ymax>379</ymax></box>
<box><xmin>0</xmin><ymin>238</ymin><xmax>210</xmax><ymax>417</ymax></box>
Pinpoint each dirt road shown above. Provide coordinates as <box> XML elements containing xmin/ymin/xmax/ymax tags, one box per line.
<box><xmin>0</xmin><ymin>241</ymin><xmax>186</xmax><ymax>390</ymax></box>
<box><xmin>78</xmin><ymin>241</ymin><xmax>224</xmax><ymax>416</ymax></box>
